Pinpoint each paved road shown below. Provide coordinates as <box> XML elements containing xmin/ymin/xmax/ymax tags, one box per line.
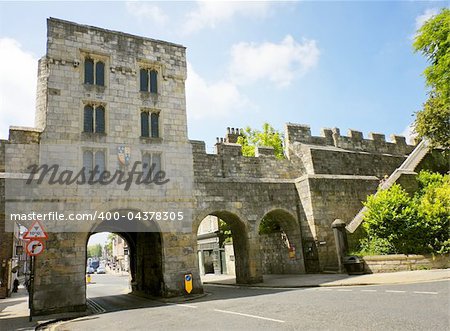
<box><xmin>57</xmin><ymin>275</ymin><xmax>449</xmax><ymax>331</ymax></box>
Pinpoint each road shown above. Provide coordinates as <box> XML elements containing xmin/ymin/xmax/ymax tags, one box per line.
<box><xmin>60</xmin><ymin>274</ymin><xmax>449</xmax><ymax>331</ymax></box>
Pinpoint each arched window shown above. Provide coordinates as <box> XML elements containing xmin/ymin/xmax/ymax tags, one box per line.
<box><xmin>95</xmin><ymin>151</ymin><xmax>105</xmax><ymax>179</ymax></box>
<box><xmin>141</xmin><ymin>111</ymin><xmax>149</xmax><ymax>137</ymax></box>
<box><xmin>139</xmin><ymin>68</ymin><xmax>158</xmax><ymax>93</ymax></box>
<box><xmin>151</xmin><ymin>112</ymin><xmax>159</xmax><ymax>138</ymax></box>
<box><xmin>83</xmin><ymin>150</ymin><xmax>93</xmax><ymax>177</ymax></box>
<box><xmin>95</xmin><ymin>61</ymin><xmax>105</xmax><ymax>86</ymax></box>
<box><xmin>84</xmin><ymin>58</ymin><xmax>94</xmax><ymax>84</ymax></box>
<box><xmin>140</xmin><ymin>69</ymin><xmax>149</xmax><ymax>92</ymax></box>
<box><xmin>150</xmin><ymin>70</ymin><xmax>158</xmax><ymax>93</ymax></box>
<box><xmin>83</xmin><ymin>105</ymin><xmax>94</xmax><ymax>132</ymax></box>
<box><xmin>95</xmin><ymin>106</ymin><xmax>105</xmax><ymax>133</ymax></box>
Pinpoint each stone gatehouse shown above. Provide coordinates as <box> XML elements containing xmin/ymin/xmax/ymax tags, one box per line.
<box><xmin>0</xmin><ymin>18</ymin><xmax>415</xmax><ymax>315</ymax></box>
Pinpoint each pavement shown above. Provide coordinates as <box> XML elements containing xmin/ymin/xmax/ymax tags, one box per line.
<box><xmin>0</xmin><ymin>268</ymin><xmax>448</xmax><ymax>331</ymax></box>
<box><xmin>201</xmin><ymin>268</ymin><xmax>450</xmax><ymax>288</ymax></box>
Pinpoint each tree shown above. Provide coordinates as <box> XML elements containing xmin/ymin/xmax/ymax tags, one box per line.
<box><xmin>360</xmin><ymin>171</ymin><xmax>450</xmax><ymax>255</ymax></box>
<box><xmin>87</xmin><ymin>243</ymin><xmax>102</xmax><ymax>258</ymax></box>
<box><xmin>413</xmin><ymin>8</ymin><xmax>450</xmax><ymax>148</ymax></box>
<box><xmin>237</xmin><ymin>123</ymin><xmax>285</xmax><ymax>159</ymax></box>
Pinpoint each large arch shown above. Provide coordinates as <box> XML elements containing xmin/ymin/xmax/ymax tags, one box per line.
<box><xmin>86</xmin><ymin>208</ymin><xmax>164</xmax><ymax>297</ymax></box>
<box><xmin>257</xmin><ymin>208</ymin><xmax>305</xmax><ymax>274</ymax></box>
<box><xmin>193</xmin><ymin>210</ymin><xmax>257</xmax><ymax>284</ymax></box>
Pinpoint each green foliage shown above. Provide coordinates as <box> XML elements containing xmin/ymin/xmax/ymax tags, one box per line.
<box><xmin>413</xmin><ymin>8</ymin><xmax>450</xmax><ymax>148</ymax></box>
<box><xmin>361</xmin><ymin>171</ymin><xmax>450</xmax><ymax>255</ymax></box>
<box><xmin>414</xmin><ymin>95</ymin><xmax>450</xmax><ymax>149</ymax></box>
<box><xmin>258</xmin><ymin>216</ymin><xmax>281</xmax><ymax>235</ymax></box>
<box><xmin>413</xmin><ymin>8</ymin><xmax>450</xmax><ymax>100</ymax></box>
<box><xmin>237</xmin><ymin>123</ymin><xmax>285</xmax><ymax>159</ymax></box>
<box><xmin>87</xmin><ymin>243</ymin><xmax>102</xmax><ymax>258</ymax></box>
<box><xmin>218</xmin><ymin>219</ymin><xmax>233</xmax><ymax>246</ymax></box>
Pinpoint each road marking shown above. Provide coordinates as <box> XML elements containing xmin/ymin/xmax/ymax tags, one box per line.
<box><xmin>361</xmin><ymin>289</ymin><xmax>377</xmax><ymax>292</ymax></box>
<box><xmin>413</xmin><ymin>291</ymin><xmax>438</xmax><ymax>295</ymax></box>
<box><xmin>337</xmin><ymin>289</ymin><xmax>352</xmax><ymax>292</ymax></box>
<box><xmin>214</xmin><ymin>309</ymin><xmax>285</xmax><ymax>323</ymax></box>
<box><xmin>318</xmin><ymin>288</ymin><xmax>333</xmax><ymax>291</ymax></box>
<box><xmin>87</xmin><ymin>298</ymin><xmax>106</xmax><ymax>313</ymax></box>
<box><xmin>385</xmin><ymin>290</ymin><xmax>406</xmax><ymax>293</ymax></box>
<box><xmin>166</xmin><ymin>303</ymin><xmax>198</xmax><ymax>309</ymax></box>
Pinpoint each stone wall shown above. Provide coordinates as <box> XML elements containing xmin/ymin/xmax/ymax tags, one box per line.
<box><xmin>363</xmin><ymin>254</ymin><xmax>450</xmax><ymax>273</ymax></box>
<box><xmin>260</xmin><ymin>232</ymin><xmax>299</xmax><ymax>274</ymax></box>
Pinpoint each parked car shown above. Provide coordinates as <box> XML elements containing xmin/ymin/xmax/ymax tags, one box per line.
<box><xmin>86</xmin><ymin>266</ymin><xmax>95</xmax><ymax>274</ymax></box>
<box><xmin>96</xmin><ymin>266</ymin><xmax>106</xmax><ymax>274</ymax></box>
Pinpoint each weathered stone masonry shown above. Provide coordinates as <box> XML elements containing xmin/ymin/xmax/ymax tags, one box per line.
<box><xmin>0</xmin><ymin>18</ymin><xmax>415</xmax><ymax>315</ymax></box>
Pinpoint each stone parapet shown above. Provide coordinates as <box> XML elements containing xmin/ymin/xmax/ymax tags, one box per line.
<box><xmin>363</xmin><ymin>254</ymin><xmax>450</xmax><ymax>273</ymax></box>
<box><xmin>285</xmin><ymin>123</ymin><xmax>415</xmax><ymax>156</ymax></box>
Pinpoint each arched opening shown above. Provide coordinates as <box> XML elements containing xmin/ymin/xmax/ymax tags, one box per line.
<box><xmin>258</xmin><ymin>209</ymin><xmax>305</xmax><ymax>274</ymax></box>
<box><xmin>86</xmin><ymin>232</ymin><xmax>132</xmax><ymax>300</ymax></box>
<box><xmin>85</xmin><ymin>209</ymin><xmax>164</xmax><ymax>309</ymax></box>
<box><xmin>196</xmin><ymin>211</ymin><xmax>250</xmax><ymax>284</ymax></box>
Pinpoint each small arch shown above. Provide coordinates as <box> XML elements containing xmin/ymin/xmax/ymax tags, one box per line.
<box><xmin>194</xmin><ymin>210</ymin><xmax>252</xmax><ymax>284</ymax></box>
<box><xmin>258</xmin><ymin>208</ymin><xmax>305</xmax><ymax>274</ymax></box>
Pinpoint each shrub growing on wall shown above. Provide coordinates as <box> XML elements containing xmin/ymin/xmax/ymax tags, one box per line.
<box><xmin>361</xmin><ymin>171</ymin><xmax>450</xmax><ymax>255</ymax></box>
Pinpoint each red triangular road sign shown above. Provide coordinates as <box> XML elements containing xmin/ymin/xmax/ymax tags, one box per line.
<box><xmin>23</xmin><ymin>220</ymin><xmax>48</xmax><ymax>240</ymax></box>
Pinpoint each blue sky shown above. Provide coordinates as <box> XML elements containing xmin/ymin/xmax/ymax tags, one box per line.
<box><xmin>1</xmin><ymin>1</ymin><xmax>447</xmax><ymax>153</ymax></box>
<box><xmin>0</xmin><ymin>1</ymin><xmax>447</xmax><ymax>245</ymax></box>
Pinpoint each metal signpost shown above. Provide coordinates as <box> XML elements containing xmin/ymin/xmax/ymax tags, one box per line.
<box><xmin>23</xmin><ymin>221</ymin><xmax>48</xmax><ymax>321</ymax></box>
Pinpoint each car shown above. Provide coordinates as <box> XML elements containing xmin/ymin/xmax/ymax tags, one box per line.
<box><xmin>86</xmin><ymin>266</ymin><xmax>94</xmax><ymax>274</ymax></box>
<box><xmin>96</xmin><ymin>266</ymin><xmax>106</xmax><ymax>274</ymax></box>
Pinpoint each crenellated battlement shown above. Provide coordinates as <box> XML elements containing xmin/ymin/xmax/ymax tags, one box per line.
<box><xmin>285</xmin><ymin>123</ymin><xmax>415</xmax><ymax>156</ymax></box>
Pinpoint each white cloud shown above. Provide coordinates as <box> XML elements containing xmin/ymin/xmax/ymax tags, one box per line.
<box><xmin>185</xmin><ymin>62</ymin><xmax>250</xmax><ymax>120</ymax></box>
<box><xmin>229</xmin><ymin>35</ymin><xmax>320</xmax><ymax>87</ymax></box>
<box><xmin>0</xmin><ymin>38</ymin><xmax>37</xmax><ymax>139</ymax></box>
<box><xmin>184</xmin><ymin>1</ymin><xmax>271</xmax><ymax>34</ymax></box>
<box><xmin>126</xmin><ymin>1</ymin><xmax>168</xmax><ymax>27</ymax></box>
<box><xmin>415</xmin><ymin>8</ymin><xmax>439</xmax><ymax>30</ymax></box>
<box><xmin>400</xmin><ymin>123</ymin><xmax>417</xmax><ymax>145</ymax></box>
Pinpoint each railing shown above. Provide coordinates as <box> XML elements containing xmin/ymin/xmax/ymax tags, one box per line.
<box><xmin>346</xmin><ymin>140</ymin><xmax>430</xmax><ymax>233</ymax></box>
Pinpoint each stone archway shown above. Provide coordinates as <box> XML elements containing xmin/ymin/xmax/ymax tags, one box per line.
<box><xmin>87</xmin><ymin>209</ymin><xmax>164</xmax><ymax>297</ymax></box>
<box><xmin>194</xmin><ymin>210</ymin><xmax>257</xmax><ymax>284</ymax></box>
<box><xmin>258</xmin><ymin>209</ymin><xmax>305</xmax><ymax>274</ymax></box>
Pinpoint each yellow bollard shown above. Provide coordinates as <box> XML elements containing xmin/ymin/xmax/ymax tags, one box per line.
<box><xmin>86</xmin><ymin>274</ymin><xmax>91</xmax><ymax>284</ymax></box>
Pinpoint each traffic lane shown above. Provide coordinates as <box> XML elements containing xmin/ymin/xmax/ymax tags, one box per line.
<box><xmin>57</xmin><ymin>280</ymin><xmax>449</xmax><ymax>331</ymax></box>
<box><xmin>198</xmin><ymin>280</ymin><xmax>449</xmax><ymax>331</ymax></box>
<box><xmin>58</xmin><ymin>302</ymin><xmax>289</xmax><ymax>331</ymax></box>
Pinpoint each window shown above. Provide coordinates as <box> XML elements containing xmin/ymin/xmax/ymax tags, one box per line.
<box><xmin>84</xmin><ymin>58</ymin><xmax>105</xmax><ymax>86</ymax></box>
<box><xmin>83</xmin><ymin>150</ymin><xmax>106</xmax><ymax>179</ymax></box>
<box><xmin>83</xmin><ymin>105</ymin><xmax>105</xmax><ymax>133</ymax></box>
<box><xmin>142</xmin><ymin>153</ymin><xmax>162</xmax><ymax>179</ymax></box>
<box><xmin>139</xmin><ymin>68</ymin><xmax>158</xmax><ymax>93</ymax></box>
<box><xmin>140</xmin><ymin>110</ymin><xmax>159</xmax><ymax>138</ymax></box>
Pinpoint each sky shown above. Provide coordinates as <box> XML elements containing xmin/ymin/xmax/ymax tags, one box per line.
<box><xmin>1</xmin><ymin>1</ymin><xmax>448</xmax><ymax>154</ymax></box>
<box><xmin>0</xmin><ymin>1</ymin><xmax>447</xmax><ymax>245</ymax></box>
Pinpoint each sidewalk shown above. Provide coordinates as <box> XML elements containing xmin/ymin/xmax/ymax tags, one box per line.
<box><xmin>0</xmin><ymin>285</ymin><xmax>88</xmax><ymax>331</ymax></box>
<box><xmin>0</xmin><ymin>285</ymin><xmax>34</xmax><ymax>331</ymax></box>
<box><xmin>201</xmin><ymin>268</ymin><xmax>450</xmax><ymax>288</ymax></box>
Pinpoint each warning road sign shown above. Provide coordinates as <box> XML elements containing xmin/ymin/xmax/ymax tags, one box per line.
<box><xmin>26</xmin><ymin>239</ymin><xmax>45</xmax><ymax>256</ymax></box>
<box><xmin>23</xmin><ymin>221</ymin><xmax>48</xmax><ymax>240</ymax></box>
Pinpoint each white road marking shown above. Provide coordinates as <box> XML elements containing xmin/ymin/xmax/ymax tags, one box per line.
<box><xmin>318</xmin><ymin>288</ymin><xmax>333</xmax><ymax>291</ymax></box>
<box><xmin>413</xmin><ymin>291</ymin><xmax>438</xmax><ymax>295</ymax></box>
<box><xmin>337</xmin><ymin>289</ymin><xmax>352</xmax><ymax>292</ymax></box>
<box><xmin>385</xmin><ymin>290</ymin><xmax>406</xmax><ymax>293</ymax></box>
<box><xmin>214</xmin><ymin>309</ymin><xmax>285</xmax><ymax>323</ymax></box>
<box><xmin>361</xmin><ymin>289</ymin><xmax>377</xmax><ymax>292</ymax></box>
<box><xmin>166</xmin><ymin>303</ymin><xmax>198</xmax><ymax>309</ymax></box>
